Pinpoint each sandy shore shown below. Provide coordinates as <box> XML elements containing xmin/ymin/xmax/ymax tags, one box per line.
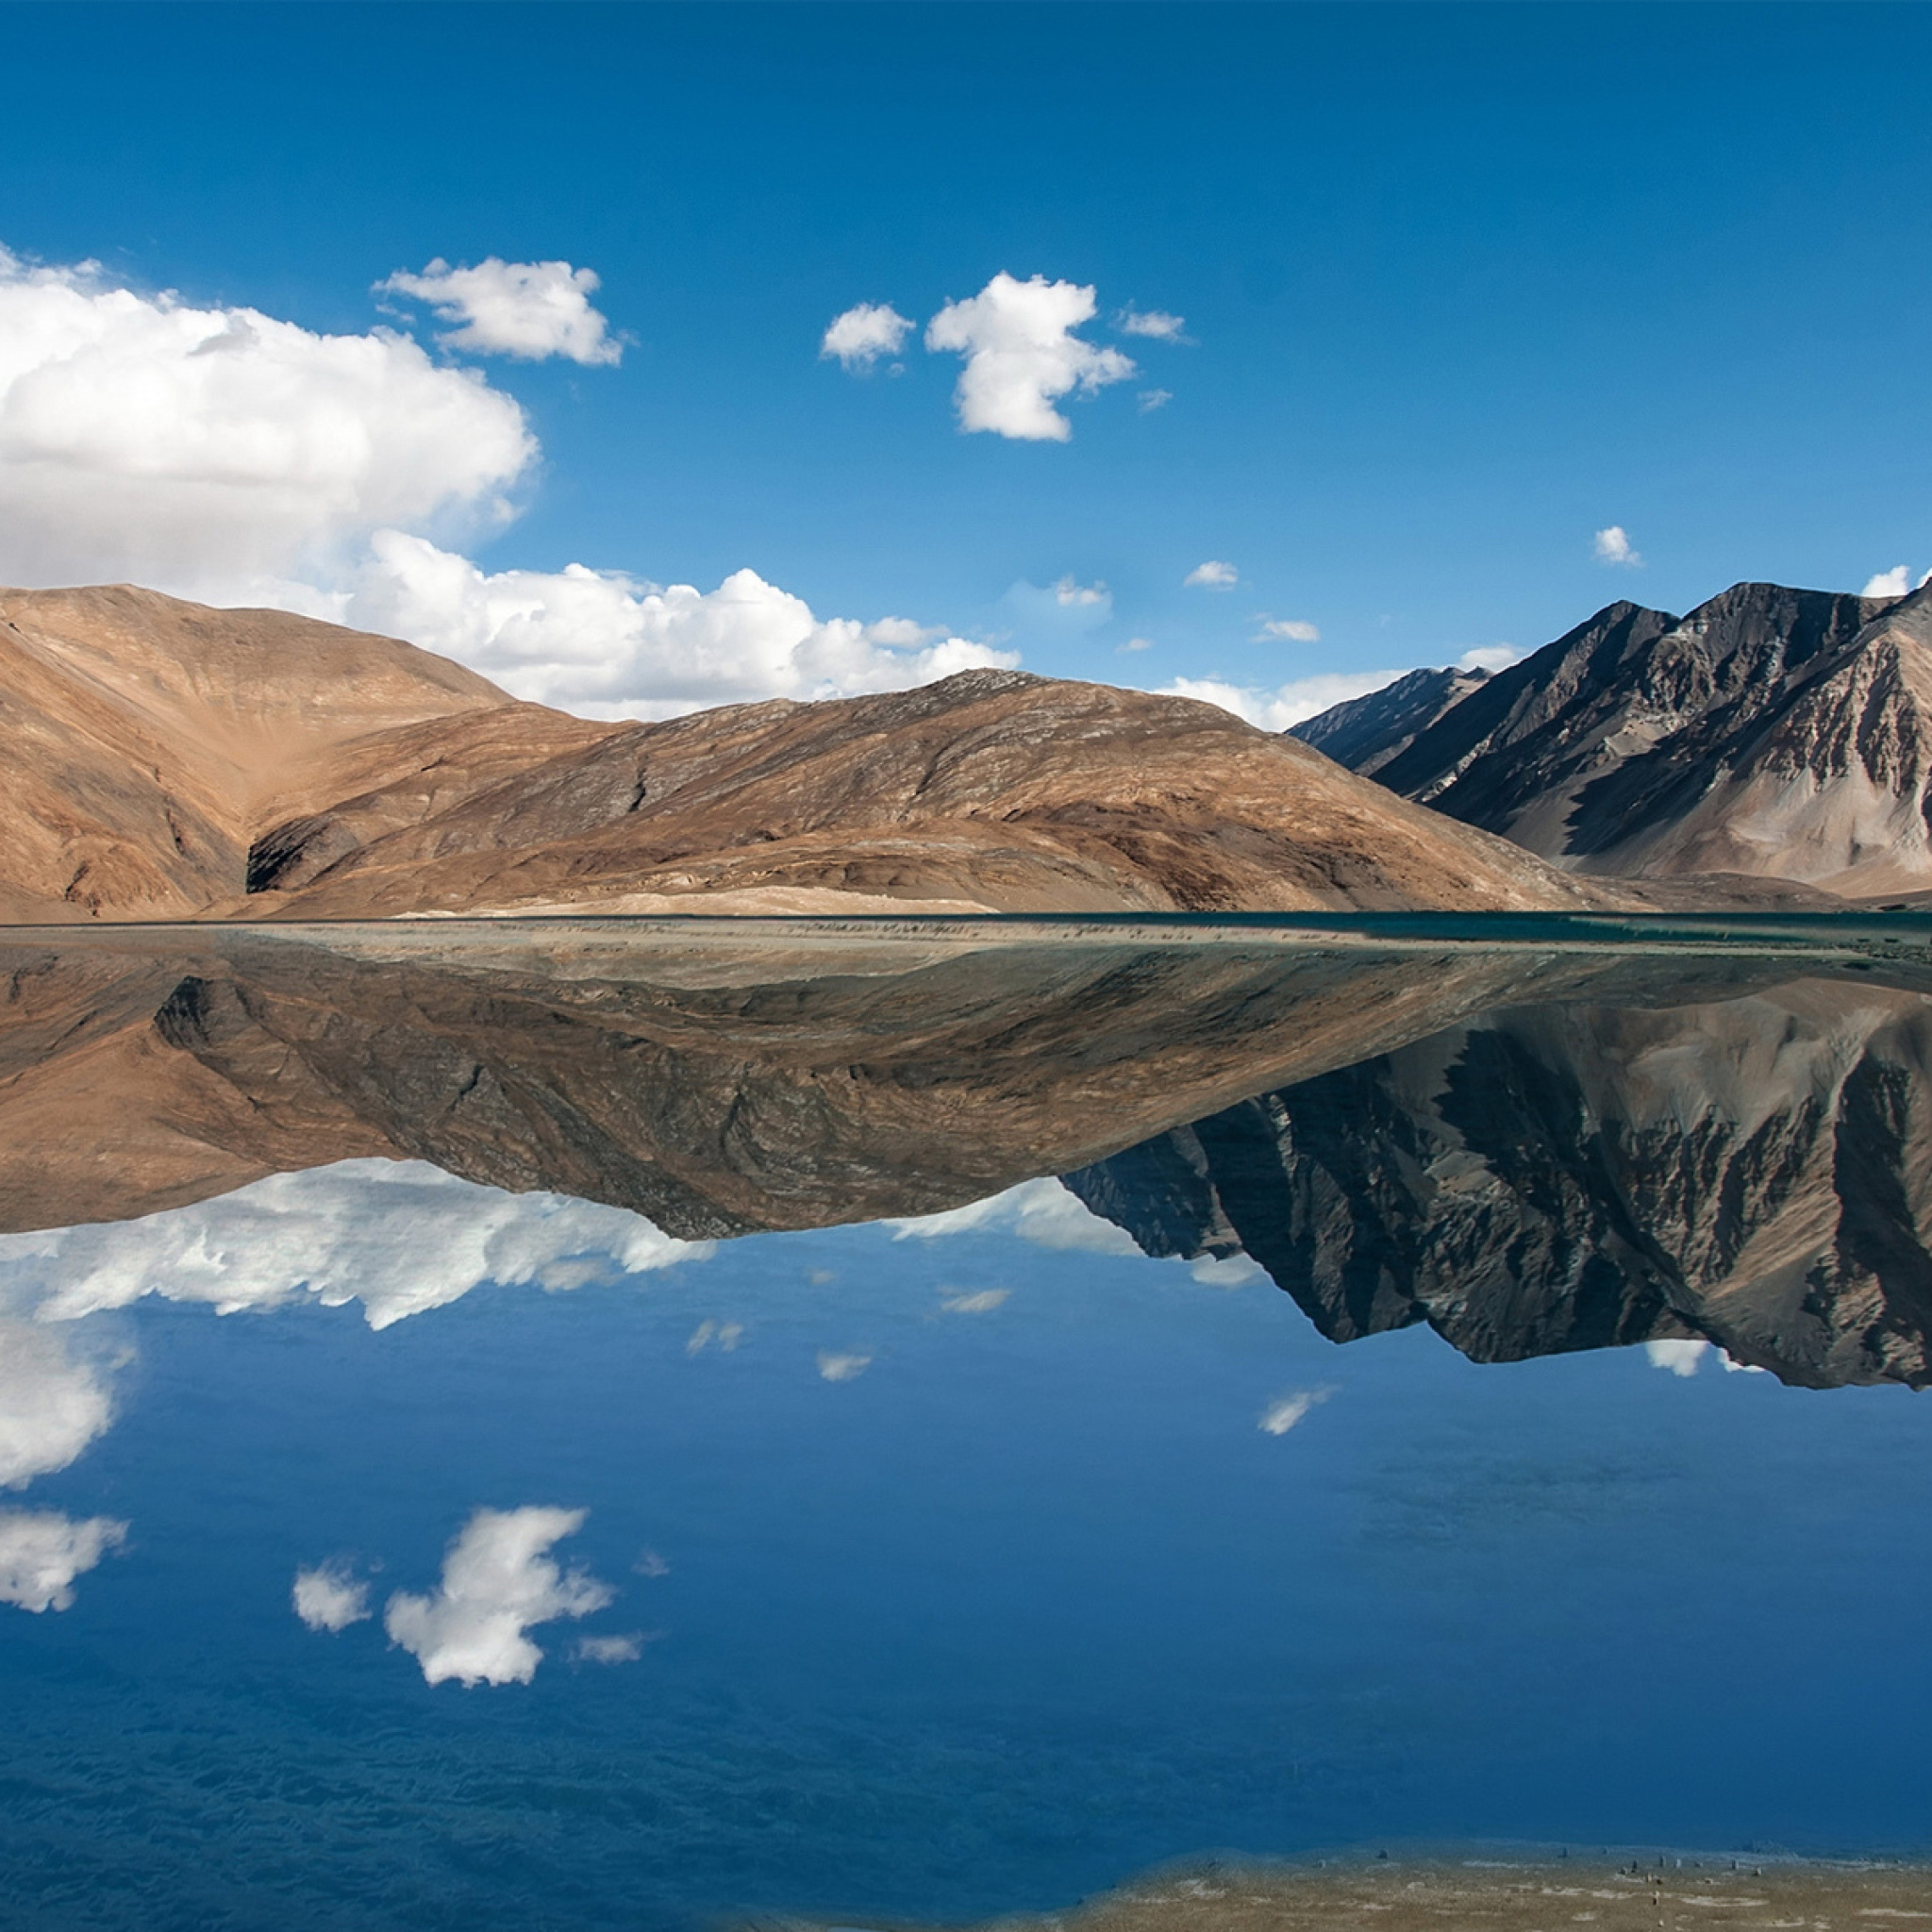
<box><xmin>765</xmin><ymin>1853</ymin><xmax>1932</xmax><ymax>1931</ymax></box>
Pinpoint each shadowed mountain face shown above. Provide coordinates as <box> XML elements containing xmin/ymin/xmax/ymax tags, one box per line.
<box><xmin>1067</xmin><ymin>981</ymin><xmax>1932</xmax><ymax>1388</ymax></box>
<box><xmin>0</xmin><ymin>583</ymin><xmax>1610</xmax><ymax>922</ymax></box>
<box><xmin>1290</xmin><ymin>665</ymin><xmax>1490</xmax><ymax>776</ymax></box>
<box><xmin>10</xmin><ymin>919</ymin><xmax>1932</xmax><ymax>1386</ymax></box>
<box><xmin>1294</xmin><ymin>581</ymin><xmax>1932</xmax><ymax>896</ymax></box>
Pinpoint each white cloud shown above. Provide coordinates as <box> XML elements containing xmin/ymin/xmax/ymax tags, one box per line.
<box><xmin>1643</xmin><ymin>1338</ymin><xmax>1708</xmax><ymax>1377</ymax></box>
<box><xmin>341</xmin><ymin>532</ymin><xmax>1018</xmax><ymax>721</ymax></box>
<box><xmin>576</xmin><ymin>1631</ymin><xmax>649</xmax><ymax>1664</ymax></box>
<box><xmin>1137</xmin><ymin>389</ymin><xmax>1173</xmax><ymax>413</ymax></box>
<box><xmin>924</xmin><ymin>273</ymin><xmax>1134</xmax><ymax>441</ymax></box>
<box><xmin>1052</xmin><ymin>576</ymin><xmax>1108</xmax><ymax>608</ymax></box>
<box><xmin>1118</xmin><ymin>636</ymin><xmax>1155</xmax><ymax>653</ymax></box>
<box><xmin>1185</xmin><ymin>559</ymin><xmax>1239</xmax><ymax>589</ymax></box>
<box><xmin>0</xmin><ymin>242</ymin><xmax>1020</xmax><ymax>724</ymax></box>
<box><xmin>1457</xmin><ymin>643</ymin><xmax>1519</xmax><ymax>672</ymax></box>
<box><xmin>1158</xmin><ymin>669</ymin><xmax>1408</xmax><ymax>733</ymax></box>
<box><xmin>889</xmin><ymin>1176</ymin><xmax>1143</xmax><ymax>1255</ymax></box>
<box><xmin>940</xmin><ymin>1289</ymin><xmax>1009</xmax><ymax>1315</ymax></box>
<box><xmin>1190</xmin><ymin>1254</ymin><xmax>1264</xmax><ymax>1287</ymax></box>
<box><xmin>1593</xmin><ymin>525</ymin><xmax>1643</xmax><ymax>568</ymax></box>
<box><xmin>1258</xmin><ymin>1387</ymin><xmax>1334</xmax><ymax>1436</ymax></box>
<box><xmin>385</xmin><ymin>1505</ymin><xmax>612</xmax><ymax>1687</ymax></box>
<box><xmin>634</xmin><ymin>1548</ymin><xmax>671</xmax><ymax>1578</ymax></box>
<box><xmin>377</xmin><ymin>258</ymin><xmax>622</xmax><ymax>366</ymax></box>
<box><xmin>821</xmin><ymin>302</ymin><xmax>913</xmax><ymax>372</ymax></box>
<box><xmin>1255</xmin><ymin>618</ymin><xmax>1320</xmax><ymax>643</ymax></box>
<box><xmin>0</xmin><ymin>244</ymin><xmax>534</xmax><ymax>593</ymax></box>
<box><xmin>685</xmin><ymin>1319</ymin><xmax>743</xmax><ymax>1356</ymax></box>
<box><xmin>1115</xmin><ymin>309</ymin><xmax>1189</xmax><ymax>342</ymax></box>
<box><xmin>3</xmin><ymin>1158</ymin><xmax>710</xmax><ymax>1333</ymax></box>
<box><xmin>0</xmin><ymin>1508</ymin><xmax>126</xmax><ymax>1612</ymax></box>
<box><xmin>816</xmin><ymin>1351</ymin><xmax>872</xmax><ymax>1382</ymax></box>
<box><xmin>293</xmin><ymin>1558</ymin><xmax>372</xmax><ymax>1633</ymax></box>
<box><xmin>0</xmin><ymin>1320</ymin><xmax>116</xmax><ymax>1489</ymax></box>
<box><xmin>1863</xmin><ymin>566</ymin><xmax>1911</xmax><ymax>599</ymax></box>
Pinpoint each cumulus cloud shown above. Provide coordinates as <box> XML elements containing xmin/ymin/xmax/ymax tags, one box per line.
<box><xmin>1643</xmin><ymin>1338</ymin><xmax>1708</xmax><ymax>1377</ymax></box>
<box><xmin>1158</xmin><ymin>669</ymin><xmax>1409</xmax><ymax>733</ymax></box>
<box><xmin>1862</xmin><ymin>566</ymin><xmax>1931</xmax><ymax>599</ymax></box>
<box><xmin>1185</xmin><ymin>560</ymin><xmax>1238</xmax><ymax>589</ymax></box>
<box><xmin>1593</xmin><ymin>525</ymin><xmax>1642</xmax><ymax>568</ymax></box>
<box><xmin>940</xmin><ymin>1289</ymin><xmax>1009</xmax><ymax>1315</ymax></box>
<box><xmin>1255</xmin><ymin>618</ymin><xmax>1320</xmax><ymax>643</ymax></box>
<box><xmin>0</xmin><ymin>1320</ymin><xmax>116</xmax><ymax>1488</ymax></box>
<box><xmin>293</xmin><ymin>1558</ymin><xmax>373</xmax><ymax>1633</ymax></box>
<box><xmin>1118</xmin><ymin>636</ymin><xmax>1155</xmax><ymax>653</ymax></box>
<box><xmin>924</xmin><ymin>273</ymin><xmax>1134</xmax><ymax>441</ymax></box>
<box><xmin>0</xmin><ymin>244</ymin><xmax>534</xmax><ymax>593</ymax></box>
<box><xmin>341</xmin><ymin>532</ymin><xmax>1018</xmax><ymax>720</ymax></box>
<box><xmin>888</xmin><ymin>1176</ymin><xmax>1143</xmax><ymax>1255</ymax></box>
<box><xmin>1258</xmin><ymin>1387</ymin><xmax>1334</xmax><ymax>1436</ymax></box>
<box><xmin>385</xmin><ymin>1506</ymin><xmax>612</xmax><ymax>1687</ymax></box>
<box><xmin>821</xmin><ymin>302</ymin><xmax>913</xmax><ymax>372</ymax></box>
<box><xmin>816</xmin><ymin>1351</ymin><xmax>872</xmax><ymax>1382</ymax></box>
<box><xmin>0</xmin><ymin>1508</ymin><xmax>126</xmax><ymax>1612</ymax></box>
<box><xmin>1137</xmin><ymin>389</ymin><xmax>1173</xmax><ymax>413</ymax></box>
<box><xmin>1115</xmin><ymin>308</ymin><xmax>1189</xmax><ymax>341</ymax></box>
<box><xmin>0</xmin><ymin>242</ymin><xmax>1024</xmax><ymax>723</ymax></box>
<box><xmin>2</xmin><ymin>1158</ymin><xmax>710</xmax><ymax>1332</ymax></box>
<box><xmin>377</xmin><ymin>258</ymin><xmax>622</xmax><ymax>366</ymax></box>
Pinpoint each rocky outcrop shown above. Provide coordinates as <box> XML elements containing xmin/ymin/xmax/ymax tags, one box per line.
<box><xmin>1066</xmin><ymin>979</ymin><xmax>1932</xmax><ymax>1388</ymax></box>
<box><xmin>1297</xmin><ymin>581</ymin><xmax>1932</xmax><ymax>896</ymax></box>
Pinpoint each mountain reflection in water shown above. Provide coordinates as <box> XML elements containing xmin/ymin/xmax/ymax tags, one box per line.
<box><xmin>5</xmin><ymin>916</ymin><xmax>1932</xmax><ymax>1930</ymax></box>
<box><xmin>6</xmin><ymin>916</ymin><xmax>1932</xmax><ymax>1384</ymax></box>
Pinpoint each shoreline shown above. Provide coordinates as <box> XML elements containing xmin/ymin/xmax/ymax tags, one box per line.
<box><xmin>761</xmin><ymin>1849</ymin><xmax>1932</xmax><ymax>1931</ymax></box>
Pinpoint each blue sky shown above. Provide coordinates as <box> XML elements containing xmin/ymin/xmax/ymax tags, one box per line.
<box><xmin>2</xmin><ymin>2</ymin><xmax>1928</xmax><ymax>722</ymax></box>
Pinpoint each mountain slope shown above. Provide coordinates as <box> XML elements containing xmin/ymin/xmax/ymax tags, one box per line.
<box><xmin>238</xmin><ymin>666</ymin><xmax>1616</xmax><ymax>917</ymax></box>
<box><xmin>1290</xmin><ymin>664</ymin><xmax>1490</xmax><ymax>775</ymax></box>
<box><xmin>0</xmin><ymin>583</ymin><xmax>612</xmax><ymax>918</ymax></box>
<box><xmin>1295</xmin><ymin>581</ymin><xmax>1932</xmax><ymax>894</ymax></box>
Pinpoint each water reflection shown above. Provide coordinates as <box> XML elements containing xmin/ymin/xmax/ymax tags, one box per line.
<box><xmin>3</xmin><ymin>918</ymin><xmax>1932</xmax><ymax>1924</ymax></box>
<box><xmin>1073</xmin><ymin>983</ymin><xmax>1932</xmax><ymax>1387</ymax></box>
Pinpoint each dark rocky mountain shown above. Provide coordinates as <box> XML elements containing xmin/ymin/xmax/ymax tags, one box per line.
<box><xmin>1066</xmin><ymin>978</ymin><xmax>1932</xmax><ymax>1389</ymax></box>
<box><xmin>1294</xmin><ymin>580</ymin><xmax>1932</xmax><ymax>897</ymax></box>
<box><xmin>1290</xmin><ymin>664</ymin><xmax>1490</xmax><ymax>775</ymax></box>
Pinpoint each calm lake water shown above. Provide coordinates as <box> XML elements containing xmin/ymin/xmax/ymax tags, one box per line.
<box><xmin>3</xmin><ymin>917</ymin><xmax>1930</xmax><ymax>1929</ymax></box>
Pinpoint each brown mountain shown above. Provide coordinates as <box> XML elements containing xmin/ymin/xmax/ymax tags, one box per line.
<box><xmin>0</xmin><ymin>582</ymin><xmax>609</xmax><ymax>921</ymax></box>
<box><xmin>2</xmin><ymin>919</ymin><xmax>1917</xmax><ymax>1240</ymax></box>
<box><xmin>1293</xmin><ymin>580</ymin><xmax>1932</xmax><ymax>897</ymax></box>
<box><xmin>1</xmin><ymin>582</ymin><xmax>1621</xmax><ymax>920</ymax></box>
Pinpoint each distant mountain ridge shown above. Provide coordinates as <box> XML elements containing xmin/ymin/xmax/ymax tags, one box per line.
<box><xmin>1293</xmin><ymin>580</ymin><xmax>1932</xmax><ymax>897</ymax></box>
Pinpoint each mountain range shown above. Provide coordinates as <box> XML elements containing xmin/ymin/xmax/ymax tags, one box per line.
<box><xmin>5</xmin><ymin>575</ymin><xmax>1928</xmax><ymax>920</ymax></box>
<box><xmin>1294</xmin><ymin>578</ymin><xmax>1932</xmax><ymax>899</ymax></box>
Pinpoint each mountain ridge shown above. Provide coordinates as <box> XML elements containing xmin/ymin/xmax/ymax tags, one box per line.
<box><xmin>1295</xmin><ymin>578</ymin><xmax>1932</xmax><ymax>895</ymax></box>
<box><xmin>0</xmin><ymin>583</ymin><xmax>1625</xmax><ymax>921</ymax></box>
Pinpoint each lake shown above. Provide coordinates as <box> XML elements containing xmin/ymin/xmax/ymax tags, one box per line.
<box><xmin>2</xmin><ymin>915</ymin><xmax>1929</xmax><ymax>1929</ymax></box>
